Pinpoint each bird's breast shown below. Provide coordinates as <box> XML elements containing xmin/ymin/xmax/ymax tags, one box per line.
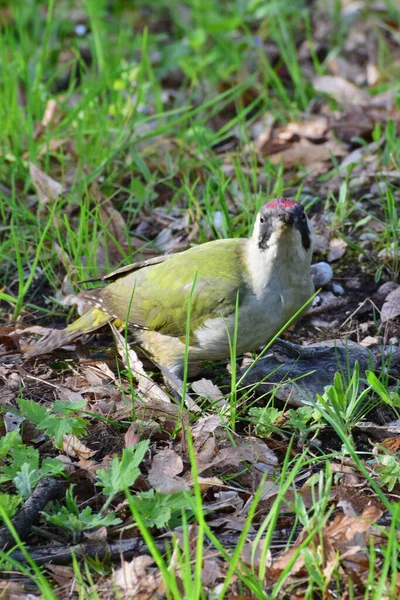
<box><xmin>194</xmin><ymin>275</ymin><xmax>313</xmax><ymax>358</ymax></box>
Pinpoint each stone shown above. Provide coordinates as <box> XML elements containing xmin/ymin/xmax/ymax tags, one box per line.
<box><xmin>332</xmin><ymin>283</ymin><xmax>345</xmax><ymax>295</ymax></box>
<box><xmin>373</xmin><ymin>281</ymin><xmax>399</xmax><ymax>304</ymax></box>
<box><xmin>241</xmin><ymin>340</ymin><xmax>375</xmax><ymax>408</ymax></box>
<box><xmin>310</xmin><ymin>262</ymin><xmax>333</xmax><ymax>288</ymax></box>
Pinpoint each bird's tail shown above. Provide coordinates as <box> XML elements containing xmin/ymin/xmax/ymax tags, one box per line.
<box><xmin>23</xmin><ymin>308</ymin><xmax>111</xmax><ymax>359</ymax></box>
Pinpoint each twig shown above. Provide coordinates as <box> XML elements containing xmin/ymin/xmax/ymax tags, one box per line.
<box><xmin>0</xmin><ymin>477</ymin><xmax>64</xmax><ymax>550</ymax></box>
<box><xmin>304</xmin><ymin>298</ymin><xmax>347</xmax><ymax>318</ymax></box>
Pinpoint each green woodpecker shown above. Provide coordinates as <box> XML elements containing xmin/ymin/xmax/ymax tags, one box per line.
<box><xmin>24</xmin><ymin>198</ymin><xmax>314</xmax><ymax>376</ymax></box>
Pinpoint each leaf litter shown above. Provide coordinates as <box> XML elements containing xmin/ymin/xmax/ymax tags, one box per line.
<box><xmin>1</xmin><ymin>1</ymin><xmax>400</xmax><ymax>598</ymax></box>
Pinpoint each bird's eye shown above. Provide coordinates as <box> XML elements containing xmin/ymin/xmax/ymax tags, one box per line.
<box><xmin>260</xmin><ymin>216</ymin><xmax>265</xmax><ymax>224</ymax></box>
<box><xmin>301</xmin><ymin>212</ymin><xmax>306</xmax><ymax>221</ymax></box>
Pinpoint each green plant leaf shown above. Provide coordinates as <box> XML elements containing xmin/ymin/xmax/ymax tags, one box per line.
<box><xmin>96</xmin><ymin>440</ymin><xmax>150</xmax><ymax>497</ymax></box>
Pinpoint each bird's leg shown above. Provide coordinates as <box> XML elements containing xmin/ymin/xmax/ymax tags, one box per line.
<box><xmin>157</xmin><ymin>364</ymin><xmax>202</xmax><ymax>412</ymax></box>
<box><xmin>273</xmin><ymin>338</ymin><xmax>335</xmax><ymax>360</ymax></box>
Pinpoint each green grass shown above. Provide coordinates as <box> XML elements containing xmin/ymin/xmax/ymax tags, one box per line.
<box><xmin>1</xmin><ymin>0</ymin><xmax>400</xmax><ymax>598</ymax></box>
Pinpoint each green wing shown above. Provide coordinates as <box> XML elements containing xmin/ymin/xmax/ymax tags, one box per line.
<box><xmin>98</xmin><ymin>239</ymin><xmax>249</xmax><ymax>340</ymax></box>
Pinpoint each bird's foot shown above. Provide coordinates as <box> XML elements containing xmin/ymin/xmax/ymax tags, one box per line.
<box><xmin>158</xmin><ymin>365</ymin><xmax>202</xmax><ymax>412</ymax></box>
<box><xmin>273</xmin><ymin>338</ymin><xmax>335</xmax><ymax>360</ymax></box>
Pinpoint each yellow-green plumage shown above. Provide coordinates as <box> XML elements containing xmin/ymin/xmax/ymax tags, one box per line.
<box><xmin>89</xmin><ymin>239</ymin><xmax>248</xmax><ymax>339</ymax></box>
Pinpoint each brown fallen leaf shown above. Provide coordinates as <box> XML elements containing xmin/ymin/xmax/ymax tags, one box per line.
<box><xmin>381</xmin><ymin>287</ymin><xmax>400</xmax><ymax>323</ymax></box>
<box><xmin>29</xmin><ymin>162</ymin><xmax>63</xmax><ymax>211</ymax></box>
<box><xmin>147</xmin><ymin>447</ymin><xmax>189</xmax><ymax>494</ymax></box>
<box><xmin>113</xmin><ymin>555</ymin><xmax>163</xmax><ymax>598</ymax></box>
<box><xmin>197</xmin><ymin>439</ymin><xmax>277</xmax><ymax>476</ymax></box>
<box><xmin>97</xmin><ymin>195</ymin><xmax>130</xmax><ymax>268</ymax></box>
<box><xmin>379</xmin><ymin>436</ymin><xmax>400</xmax><ymax>452</ymax></box>
<box><xmin>45</xmin><ymin>564</ymin><xmax>75</xmax><ymax>588</ymax></box>
<box><xmin>241</xmin><ymin>537</ymin><xmax>272</xmax><ymax>569</ymax></box>
<box><xmin>83</xmin><ymin>526</ymin><xmax>108</xmax><ymax>542</ymax></box>
<box><xmin>269</xmin><ymin>503</ymin><xmax>383</xmax><ymax>580</ymax></box>
<box><xmin>323</xmin><ymin>504</ymin><xmax>383</xmax><ymax>547</ymax></box>
<box><xmin>41</xmin><ymin>98</ymin><xmax>59</xmax><ymax>127</ymax></box>
<box><xmin>312</xmin><ymin>75</ymin><xmax>369</xmax><ymax>105</ymax></box>
<box><xmin>111</xmin><ymin>323</ymin><xmax>171</xmax><ymax>405</ymax></box>
<box><xmin>335</xmin><ymin>485</ymin><xmax>385</xmax><ymax>515</ymax></box>
<box><xmin>268</xmin><ymin>137</ymin><xmax>346</xmax><ymax>171</ymax></box>
<box><xmin>328</xmin><ymin>237</ymin><xmax>348</xmax><ymax>262</ymax></box>
<box><xmin>62</xmin><ymin>434</ymin><xmax>97</xmax><ymax>459</ymax></box>
<box><xmin>359</xmin><ymin>335</ymin><xmax>380</xmax><ymax>348</ymax></box>
<box><xmin>191</xmin><ymin>378</ymin><xmax>224</xmax><ymax>402</ymax></box>
<box><xmin>201</xmin><ymin>557</ymin><xmax>226</xmax><ymax>587</ymax></box>
<box><xmin>124</xmin><ymin>423</ymin><xmax>141</xmax><ymax>448</ymax></box>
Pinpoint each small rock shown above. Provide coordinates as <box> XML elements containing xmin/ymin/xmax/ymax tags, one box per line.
<box><xmin>360</xmin><ymin>335</ymin><xmax>380</xmax><ymax>348</ymax></box>
<box><xmin>310</xmin><ymin>318</ymin><xmax>339</xmax><ymax>330</ymax></box>
<box><xmin>370</xmin><ymin>181</ymin><xmax>387</xmax><ymax>196</ymax></box>
<box><xmin>359</xmin><ymin>232</ymin><xmax>378</xmax><ymax>241</ymax></box>
<box><xmin>373</xmin><ymin>281</ymin><xmax>399</xmax><ymax>304</ymax></box>
<box><xmin>389</xmin><ymin>337</ymin><xmax>399</xmax><ymax>346</ymax></box>
<box><xmin>242</xmin><ymin>340</ymin><xmax>375</xmax><ymax>407</ymax></box>
<box><xmin>383</xmin><ymin>347</ymin><xmax>400</xmax><ymax>366</ymax></box>
<box><xmin>312</xmin><ymin>295</ymin><xmax>321</xmax><ymax>307</ymax></box>
<box><xmin>310</xmin><ymin>262</ymin><xmax>333</xmax><ymax>287</ymax></box>
<box><xmin>332</xmin><ymin>283</ymin><xmax>345</xmax><ymax>295</ymax></box>
<box><xmin>319</xmin><ymin>291</ymin><xmax>336</xmax><ymax>304</ymax></box>
<box><xmin>310</xmin><ymin>318</ymin><xmax>335</xmax><ymax>329</ymax></box>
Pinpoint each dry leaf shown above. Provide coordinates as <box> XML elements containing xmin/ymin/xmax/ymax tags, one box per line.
<box><xmin>330</xmin><ymin>463</ymin><xmax>360</xmax><ymax>486</ymax></box>
<box><xmin>62</xmin><ymin>434</ymin><xmax>96</xmax><ymax>459</ymax></box>
<box><xmin>45</xmin><ymin>564</ymin><xmax>75</xmax><ymax>587</ymax></box>
<box><xmin>97</xmin><ymin>197</ymin><xmax>130</xmax><ymax>267</ymax></box>
<box><xmin>83</xmin><ymin>526</ymin><xmax>107</xmax><ymax>542</ymax></box>
<box><xmin>201</xmin><ymin>558</ymin><xmax>225</xmax><ymax>586</ymax></box>
<box><xmin>29</xmin><ymin>162</ymin><xmax>63</xmax><ymax>210</ymax></box>
<box><xmin>57</xmin><ymin>386</ymin><xmax>86</xmax><ymax>404</ymax></box>
<box><xmin>268</xmin><ymin>137</ymin><xmax>345</xmax><ymax>171</ymax></box>
<box><xmin>41</xmin><ymin>98</ymin><xmax>59</xmax><ymax>127</ymax></box>
<box><xmin>196</xmin><ymin>476</ymin><xmax>225</xmax><ymax>491</ymax></box>
<box><xmin>191</xmin><ymin>378</ymin><xmax>223</xmax><ymax>401</ymax></box>
<box><xmin>313</xmin><ymin>75</ymin><xmax>369</xmax><ymax>105</ymax></box>
<box><xmin>359</xmin><ymin>335</ymin><xmax>379</xmax><ymax>348</ymax></box>
<box><xmin>111</xmin><ymin>324</ymin><xmax>171</xmax><ymax>405</ymax></box>
<box><xmin>324</xmin><ymin>504</ymin><xmax>383</xmax><ymax>545</ymax></box>
<box><xmin>380</xmin><ymin>436</ymin><xmax>400</xmax><ymax>452</ymax></box>
<box><xmin>241</xmin><ymin>537</ymin><xmax>272</xmax><ymax>569</ymax></box>
<box><xmin>197</xmin><ymin>440</ymin><xmax>277</xmax><ymax>476</ymax></box>
<box><xmin>124</xmin><ymin>423</ymin><xmax>141</xmax><ymax>447</ymax></box>
<box><xmin>148</xmin><ymin>447</ymin><xmax>189</xmax><ymax>493</ymax></box>
<box><xmin>328</xmin><ymin>237</ymin><xmax>348</xmax><ymax>262</ymax></box>
<box><xmin>381</xmin><ymin>287</ymin><xmax>400</xmax><ymax>323</ymax></box>
<box><xmin>286</xmin><ymin>116</ymin><xmax>328</xmax><ymax>139</ymax></box>
<box><xmin>113</xmin><ymin>555</ymin><xmax>160</xmax><ymax>594</ymax></box>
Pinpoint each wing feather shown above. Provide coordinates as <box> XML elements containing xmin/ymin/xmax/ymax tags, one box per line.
<box><xmin>85</xmin><ymin>239</ymin><xmax>249</xmax><ymax>341</ymax></box>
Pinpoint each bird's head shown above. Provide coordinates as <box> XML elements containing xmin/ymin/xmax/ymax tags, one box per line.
<box><xmin>252</xmin><ymin>197</ymin><xmax>314</xmax><ymax>259</ymax></box>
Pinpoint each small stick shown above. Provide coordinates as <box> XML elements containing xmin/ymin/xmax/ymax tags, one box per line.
<box><xmin>0</xmin><ymin>477</ymin><xmax>64</xmax><ymax>550</ymax></box>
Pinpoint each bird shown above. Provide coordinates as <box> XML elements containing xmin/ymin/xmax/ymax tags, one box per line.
<box><xmin>24</xmin><ymin>198</ymin><xmax>315</xmax><ymax>377</ymax></box>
